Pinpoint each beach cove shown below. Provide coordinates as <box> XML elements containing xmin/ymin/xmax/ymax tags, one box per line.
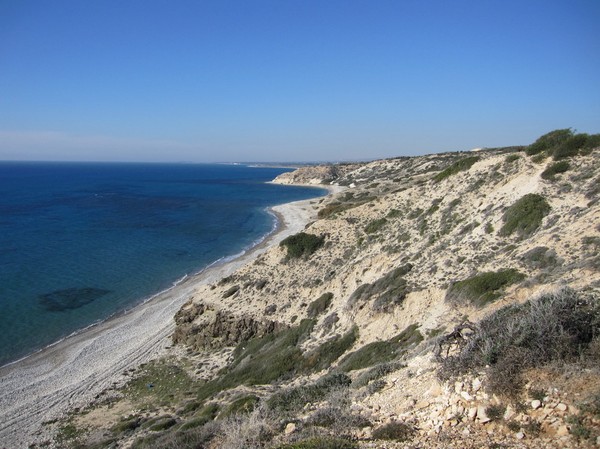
<box><xmin>0</xmin><ymin>187</ymin><xmax>339</xmax><ymax>447</ymax></box>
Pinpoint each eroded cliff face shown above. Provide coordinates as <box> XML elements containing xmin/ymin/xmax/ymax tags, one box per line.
<box><xmin>271</xmin><ymin>163</ymin><xmax>360</xmax><ymax>185</ymax></box>
<box><xmin>166</xmin><ymin>146</ymin><xmax>599</xmax><ymax>447</ymax></box>
<box><xmin>173</xmin><ymin>299</ymin><xmax>285</xmax><ymax>350</ymax></box>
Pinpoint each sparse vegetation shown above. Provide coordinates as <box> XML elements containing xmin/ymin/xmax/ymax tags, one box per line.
<box><xmin>307</xmin><ymin>292</ymin><xmax>334</xmax><ymax>318</ymax></box>
<box><xmin>348</xmin><ymin>263</ymin><xmax>413</xmax><ymax>311</ymax></box>
<box><xmin>439</xmin><ymin>289</ymin><xmax>600</xmax><ymax>398</ymax></box>
<box><xmin>433</xmin><ymin>156</ymin><xmax>479</xmax><ymax>182</ymax></box>
<box><xmin>338</xmin><ymin>324</ymin><xmax>422</xmax><ymax>372</ymax></box>
<box><xmin>274</xmin><ymin>437</ymin><xmax>358</xmax><ymax>449</ymax></box>
<box><xmin>541</xmin><ymin>160</ymin><xmax>570</xmax><ymax>180</ymax></box>
<box><xmin>280</xmin><ymin>232</ymin><xmax>325</xmax><ymax>259</ymax></box>
<box><xmin>372</xmin><ymin>421</ymin><xmax>414</xmax><ymax>441</ymax></box>
<box><xmin>499</xmin><ymin>193</ymin><xmax>551</xmax><ymax>238</ymax></box>
<box><xmin>364</xmin><ymin>217</ymin><xmax>387</xmax><ymax>234</ymax></box>
<box><xmin>526</xmin><ymin>128</ymin><xmax>573</xmax><ymax>156</ymax></box>
<box><xmin>446</xmin><ymin>269</ymin><xmax>525</xmax><ymax>307</ymax></box>
<box><xmin>267</xmin><ymin>373</ymin><xmax>352</xmax><ymax>413</ymax></box>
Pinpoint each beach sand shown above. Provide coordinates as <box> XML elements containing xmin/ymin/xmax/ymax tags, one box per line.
<box><xmin>0</xmin><ymin>192</ymin><xmax>327</xmax><ymax>448</ymax></box>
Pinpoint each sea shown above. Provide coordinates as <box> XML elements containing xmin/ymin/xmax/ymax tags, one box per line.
<box><xmin>0</xmin><ymin>162</ymin><xmax>326</xmax><ymax>366</ymax></box>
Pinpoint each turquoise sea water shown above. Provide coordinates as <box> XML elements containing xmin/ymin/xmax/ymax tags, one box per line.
<box><xmin>0</xmin><ymin>162</ymin><xmax>326</xmax><ymax>366</ymax></box>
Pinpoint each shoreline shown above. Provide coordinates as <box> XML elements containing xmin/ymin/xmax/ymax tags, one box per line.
<box><xmin>0</xmin><ymin>188</ymin><xmax>333</xmax><ymax>448</ymax></box>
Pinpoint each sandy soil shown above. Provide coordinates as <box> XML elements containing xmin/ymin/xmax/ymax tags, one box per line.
<box><xmin>0</xmin><ymin>191</ymin><xmax>328</xmax><ymax>449</ymax></box>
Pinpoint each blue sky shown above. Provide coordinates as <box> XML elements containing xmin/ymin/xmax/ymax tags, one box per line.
<box><xmin>1</xmin><ymin>0</ymin><xmax>599</xmax><ymax>162</ymax></box>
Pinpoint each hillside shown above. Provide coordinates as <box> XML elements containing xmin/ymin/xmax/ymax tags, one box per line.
<box><xmin>50</xmin><ymin>130</ymin><xmax>599</xmax><ymax>449</ymax></box>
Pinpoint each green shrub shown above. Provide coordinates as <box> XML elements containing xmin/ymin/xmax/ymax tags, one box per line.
<box><xmin>222</xmin><ymin>285</ymin><xmax>240</xmax><ymax>298</ymax></box>
<box><xmin>520</xmin><ymin>246</ymin><xmax>557</xmax><ymax>269</ymax></box>
<box><xmin>365</xmin><ymin>217</ymin><xmax>387</xmax><ymax>234</ymax></box>
<box><xmin>196</xmin><ymin>320</ymin><xmax>315</xmax><ymax>401</ymax></box>
<box><xmin>372</xmin><ymin>421</ymin><xmax>414</xmax><ymax>441</ymax></box>
<box><xmin>124</xmin><ymin>360</ymin><xmax>199</xmax><ymax>408</ymax></box>
<box><xmin>353</xmin><ymin>362</ymin><xmax>406</xmax><ymax>388</ymax></box>
<box><xmin>499</xmin><ymin>194</ymin><xmax>551</xmax><ymax>239</ymax></box>
<box><xmin>267</xmin><ymin>373</ymin><xmax>351</xmax><ymax>413</ymax></box>
<box><xmin>439</xmin><ymin>289</ymin><xmax>600</xmax><ymax>397</ymax></box>
<box><xmin>433</xmin><ymin>156</ymin><xmax>479</xmax><ymax>182</ymax></box>
<box><xmin>541</xmin><ymin>161</ymin><xmax>570</xmax><ymax>180</ymax></box>
<box><xmin>280</xmin><ymin>232</ymin><xmax>324</xmax><ymax>259</ymax></box>
<box><xmin>348</xmin><ymin>264</ymin><xmax>413</xmax><ymax>311</ymax></box>
<box><xmin>485</xmin><ymin>404</ymin><xmax>506</xmax><ymax>421</ymax></box>
<box><xmin>222</xmin><ymin>395</ymin><xmax>259</xmax><ymax>417</ymax></box>
<box><xmin>505</xmin><ymin>154</ymin><xmax>520</xmax><ymax>163</ymax></box>
<box><xmin>553</xmin><ymin>133</ymin><xmax>588</xmax><ymax>159</ymax></box>
<box><xmin>446</xmin><ymin>269</ymin><xmax>525</xmax><ymax>307</ymax></box>
<box><xmin>338</xmin><ymin>324</ymin><xmax>422</xmax><ymax>372</ymax></box>
<box><xmin>147</xmin><ymin>416</ymin><xmax>177</xmax><ymax>431</ymax></box>
<box><xmin>274</xmin><ymin>436</ymin><xmax>357</xmax><ymax>449</ymax></box>
<box><xmin>526</xmin><ymin>129</ymin><xmax>573</xmax><ymax>156</ymax></box>
<box><xmin>307</xmin><ymin>293</ymin><xmax>334</xmax><ymax>318</ymax></box>
<box><xmin>303</xmin><ymin>327</ymin><xmax>358</xmax><ymax>372</ymax></box>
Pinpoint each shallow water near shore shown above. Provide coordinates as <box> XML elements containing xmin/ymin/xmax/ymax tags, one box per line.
<box><xmin>0</xmin><ymin>162</ymin><xmax>325</xmax><ymax>366</ymax></box>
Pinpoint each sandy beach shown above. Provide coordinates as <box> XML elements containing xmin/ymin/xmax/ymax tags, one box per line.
<box><xmin>0</xmin><ymin>191</ymin><xmax>328</xmax><ymax>448</ymax></box>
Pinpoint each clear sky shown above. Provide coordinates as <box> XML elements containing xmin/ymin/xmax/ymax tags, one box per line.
<box><xmin>1</xmin><ymin>0</ymin><xmax>599</xmax><ymax>162</ymax></box>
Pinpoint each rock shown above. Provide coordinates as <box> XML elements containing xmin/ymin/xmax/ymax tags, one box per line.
<box><xmin>503</xmin><ymin>405</ymin><xmax>515</xmax><ymax>420</ymax></box>
<box><xmin>454</xmin><ymin>381</ymin><xmax>464</xmax><ymax>394</ymax></box>
<box><xmin>472</xmin><ymin>378</ymin><xmax>482</xmax><ymax>392</ymax></box>
<box><xmin>415</xmin><ymin>400</ymin><xmax>430</xmax><ymax>409</ymax></box>
<box><xmin>359</xmin><ymin>426</ymin><xmax>373</xmax><ymax>439</ymax></box>
<box><xmin>462</xmin><ymin>428</ymin><xmax>470</xmax><ymax>436</ymax></box>
<box><xmin>516</xmin><ymin>431</ymin><xmax>525</xmax><ymax>440</ymax></box>
<box><xmin>477</xmin><ymin>406</ymin><xmax>490</xmax><ymax>423</ymax></box>
<box><xmin>556</xmin><ymin>403</ymin><xmax>567</xmax><ymax>412</ymax></box>
<box><xmin>468</xmin><ymin>407</ymin><xmax>478</xmax><ymax>421</ymax></box>
<box><xmin>556</xmin><ymin>425</ymin><xmax>569</xmax><ymax>437</ymax></box>
<box><xmin>531</xmin><ymin>400</ymin><xmax>542</xmax><ymax>410</ymax></box>
<box><xmin>284</xmin><ymin>423</ymin><xmax>296</xmax><ymax>435</ymax></box>
<box><xmin>460</xmin><ymin>391</ymin><xmax>473</xmax><ymax>401</ymax></box>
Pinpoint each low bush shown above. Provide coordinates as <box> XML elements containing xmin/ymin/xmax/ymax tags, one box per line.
<box><xmin>438</xmin><ymin>289</ymin><xmax>600</xmax><ymax>398</ymax></box>
<box><xmin>445</xmin><ymin>269</ymin><xmax>525</xmax><ymax>307</ymax></box>
<box><xmin>372</xmin><ymin>421</ymin><xmax>414</xmax><ymax>441</ymax></box>
<box><xmin>267</xmin><ymin>373</ymin><xmax>352</xmax><ymax>413</ymax></box>
<box><xmin>124</xmin><ymin>360</ymin><xmax>199</xmax><ymax>408</ymax></box>
<box><xmin>222</xmin><ymin>395</ymin><xmax>260</xmax><ymax>417</ymax></box>
<box><xmin>553</xmin><ymin>133</ymin><xmax>589</xmax><ymax>159</ymax></box>
<box><xmin>485</xmin><ymin>404</ymin><xmax>506</xmax><ymax>421</ymax></box>
<box><xmin>353</xmin><ymin>361</ymin><xmax>406</xmax><ymax>388</ymax></box>
<box><xmin>280</xmin><ymin>232</ymin><xmax>325</xmax><ymax>259</ymax></box>
<box><xmin>307</xmin><ymin>293</ymin><xmax>334</xmax><ymax>318</ymax></box>
<box><xmin>196</xmin><ymin>320</ymin><xmax>315</xmax><ymax>401</ymax></box>
<box><xmin>525</xmin><ymin>129</ymin><xmax>573</xmax><ymax>156</ymax></box>
<box><xmin>338</xmin><ymin>324</ymin><xmax>422</xmax><ymax>372</ymax></box>
<box><xmin>274</xmin><ymin>437</ymin><xmax>357</xmax><ymax>449</ymax></box>
<box><xmin>364</xmin><ymin>217</ymin><xmax>387</xmax><ymax>234</ymax></box>
<box><xmin>348</xmin><ymin>263</ymin><xmax>413</xmax><ymax>311</ymax></box>
<box><xmin>433</xmin><ymin>156</ymin><xmax>479</xmax><ymax>182</ymax></box>
<box><xmin>541</xmin><ymin>161</ymin><xmax>570</xmax><ymax>180</ymax></box>
<box><xmin>499</xmin><ymin>194</ymin><xmax>551</xmax><ymax>239</ymax></box>
<box><xmin>520</xmin><ymin>246</ymin><xmax>557</xmax><ymax>269</ymax></box>
<box><xmin>222</xmin><ymin>285</ymin><xmax>240</xmax><ymax>298</ymax></box>
<box><xmin>303</xmin><ymin>327</ymin><xmax>358</xmax><ymax>372</ymax></box>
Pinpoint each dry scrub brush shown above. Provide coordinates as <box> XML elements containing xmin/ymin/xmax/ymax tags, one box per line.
<box><xmin>438</xmin><ymin>288</ymin><xmax>600</xmax><ymax>398</ymax></box>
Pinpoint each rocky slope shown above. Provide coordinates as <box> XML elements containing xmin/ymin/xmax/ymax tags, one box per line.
<box><xmin>52</xmin><ymin>131</ymin><xmax>600</xmax><ymax>449</ymax></box>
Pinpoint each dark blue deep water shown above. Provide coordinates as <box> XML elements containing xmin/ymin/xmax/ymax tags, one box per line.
<box><xmin>0</xmin><ymin>162</ymin><xmax>325</xmax><ymax>366</ymax></box>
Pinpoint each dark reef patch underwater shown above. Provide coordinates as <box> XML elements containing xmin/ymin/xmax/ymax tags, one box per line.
<box><xmin>39</xmin><ymin>287</ymin><xmax>112</xmax><ymax>312</ymax></box>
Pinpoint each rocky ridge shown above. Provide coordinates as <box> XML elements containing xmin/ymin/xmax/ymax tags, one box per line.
<box><xmin>52</xmin><ymin>133</ymin><xmax>600</xmax><ymax>449</ymax></box>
